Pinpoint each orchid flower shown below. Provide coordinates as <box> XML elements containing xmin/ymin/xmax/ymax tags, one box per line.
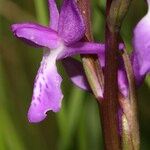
<box><xmin>78</xmin><ymin>0</ymin><xmax>150</xmax><ymax>99</ymax></box>
<box><xmin>11</xmin><ymin>0</ymin><xmax>105</xmax><ymax>123</ymax></box>
<box><xmin>64</xmin><ymin>0</ymin><xmax>150</xmax><ymax>100</ymax></box>
<box><xmin>11</xmin><ymin>0</ymin><xmax>150</xmax><ymax>124</ymax></box>
<box><xmin>63</xmin><ymin>0</ymin><xmax>150</xmax><ymax>104</ymax></box>
<box><xmin>132</xmin><ymin>0</ymin><xmax>150</xmax><ymax>86</ymax></box>
<box><xmin>117</xmin><ymin>0</ymin><xmax>150</xmax><ymax>97</ymax></box>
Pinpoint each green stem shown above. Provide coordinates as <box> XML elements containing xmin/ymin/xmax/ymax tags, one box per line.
<box><xmin>77</xmin><ymin>0</ymin><xmax>104</xmax><ymax>100</ymax></box>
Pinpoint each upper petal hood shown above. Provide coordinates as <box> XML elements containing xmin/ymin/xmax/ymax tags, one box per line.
<box><xmin>58</xmin><ymin>0</ymin><xmax>85</xmax><ymax>44</ymax></box>
<box><xmin>12</xmin><ymin>23</ymin><xmax>61</xmax><ymax>49</ymax></box>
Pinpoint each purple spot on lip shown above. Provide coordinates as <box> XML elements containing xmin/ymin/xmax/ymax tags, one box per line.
<box><xmin>39</xmin><ymin>82</ymin><xmax>42</xmax><ymax>88</ymax></box>
<box><xmin>46</xmin><ymin>83</ymin><xmax>49</xmax><ymax>89</ymax></box>
<box><xmin>44</xmin><ymin>63</ymin><xmax>47</xmax><ymax>69</ymax></box>
<box><xmin>40</xmin><ymin>88</ymin><xmax>42</xmax><ymax>92</ymax></box>
<box><xmin>37</xmin><ymin>97</ymin><xmax>41</xmax><ymax>102</ymax></box>
<box><xmin>34</xmin><ymin>84</ymin><xmax>36</xmax><ymax>88</ymax></box>
<box><xmin>33</xmin><ymin>102</ymin><xmax>37</xmax><ymax>107</ymax></box>
<box><xmin>41</xmin><ymin>69</ymin><xmax>44</xmax><ymax>74</ymax></box>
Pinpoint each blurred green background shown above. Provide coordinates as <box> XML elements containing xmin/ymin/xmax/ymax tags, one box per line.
<box><xmin>0</xmin><ymin>0</ymin><xmax>150</xmax><ymax>149</ymax></box>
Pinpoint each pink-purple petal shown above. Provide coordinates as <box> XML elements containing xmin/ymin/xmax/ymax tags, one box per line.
<box><xmin>62</xmin><ymin>57</ymin><xmax>91</xmax><ymax>91</ymax></box>
<box><xmin>58</xmin><ymin>0</ymin><xmax>85</xmax><ymax>44</ymax></box>
<box><xmin>28</xmin><ymin>50</ymin><xmax>63</xmax><ymax>123</ymax></box>
<box><xmin>12</xmin><ymin>23</ymin><xmax>60</xmax><ymax>49</ymax></box>
<box><xmin>132</xmin><ymin>3</ymin><xmax>150</xmax><ymax>85</ymax></box>
<box><xmin>118</xmin><ymin>69</ymin><xmax>128</xmax><ymax>97</ymax></box>
<box><xmin>12</xmin><ymin>23</ymin><xmax>42</xmax><ymax>31</ymax></box>
<box><xmin>48</xmin><ymin>0</ymin><xmax>59</xmax><ymax>30</ymax></box>
<box><xmin>58</xmin><ymin>42</ymin><xmax>105</xmax><ymax>59</ymax></box>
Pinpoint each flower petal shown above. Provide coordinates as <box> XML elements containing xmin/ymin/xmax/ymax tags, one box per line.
<box><xmin>62</xmin><ymin>57</ymin><xmax>129</xmax><ymax>97</ymax></box>
<box><xmin>118</xmin><ymin>69</ymin><xmax>128</xmax><ymax>97</ymax></box>
<box><xmin>58</xmin><ymin>42</ymin><xmax>105</xmax><ymax>60</ymax></box>
<box><xmin>58</xmin><ymin>0</ymin><xmax>85</xmax><ymax>44</ymax></box>
<box><xmin>28</xmin><ymin>49</ymin><xmax>63</xmax><ymax>123</ymax></box>
<box><xmin>12</xmin><ymin>23</ymin><xmax>60</xmax><ymax>49</ymax></box>
<box><xmin>62</xmin><ymin>57</ymin><xmax>91</xmax><ymax>91</ymax></box>
<box><xmin>48</xmin><ymin>0</ymin><xmax>59</xmax><ymax>30</ymax></box>
<box><xmin>132</xmin><ymin>8</ymin><xmax>150</xmax><ymax>85</ymax></box>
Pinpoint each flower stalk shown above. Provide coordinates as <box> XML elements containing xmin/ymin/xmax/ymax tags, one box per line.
<box><xmin>77</xmin><ymin>0</ymin><xmax>104</xmax><ymax>100</ymax></box>
<box><xmin>104</xmin><ymin>0</ymin><xmax>140</xmax><ymax>149</ymax></box>
<box><xmin>77</xmin><ymin>0</ymin><xmax>140</xmax><ymax>149</ymax></box>
<box><xmin>77</xmin><ymin>0</ymin><xmax>121</xmax><ymax>149</ymax></box>
<box><xmin>102</xmin><ymin>2</ymin><xmax>121</xmax><ymax>148</ymax></box>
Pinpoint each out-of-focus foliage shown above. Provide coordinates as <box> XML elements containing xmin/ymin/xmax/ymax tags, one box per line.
<box><xmin>0</xmin><ymin>0</ymin><xmax>150</xmax><ymax>149</ymax></box>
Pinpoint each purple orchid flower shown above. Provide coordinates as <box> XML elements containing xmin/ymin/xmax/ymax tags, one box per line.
<box><xmin>11</xmin><ymin>0</ymin><xmax>150</xmax><ymax>123</ymax></box>
<box><xmin>11</xmin><ymin>0</ymin><xmax>104</xmax><ymax>123</ymax></box>
<box><xmin>87</xmin><ymin>0</ymin><xmax>150</xmax><ymax>98</ymax></box>
<box><xmin>115</xmin><ymin>0</ymin><xmax>150</xmax><ymax>96</ymax></box>
<box><xmin>132</xmin><ymin>0</ymin><xmax>150</xmax><ymax>86</ymax></box>
<box><xmin>63</xmin><ymin>0</ymin><xmax>150</xmax><ymax>100</ymax></box>
<box><xmin>80</xmin><ymin>0</ymin><xmax>150</xmax><ymax>99</ymax></box>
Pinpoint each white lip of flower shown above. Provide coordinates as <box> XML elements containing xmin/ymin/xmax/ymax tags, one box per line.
<box><xmin>31</xmin><ymin>41</ymin><xmax>65</xmax><ymax>107</ymax></box>
<box><xmin>51</xmin><ymin>41</ymin><xmax>65</xmax><ymax>58</ymax></box>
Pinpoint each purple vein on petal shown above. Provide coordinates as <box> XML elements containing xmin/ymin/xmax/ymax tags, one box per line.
<box><xmin>28</xmin><ymin>50</ymin><xmax>63</xmax><ymax>123</ymax></box>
